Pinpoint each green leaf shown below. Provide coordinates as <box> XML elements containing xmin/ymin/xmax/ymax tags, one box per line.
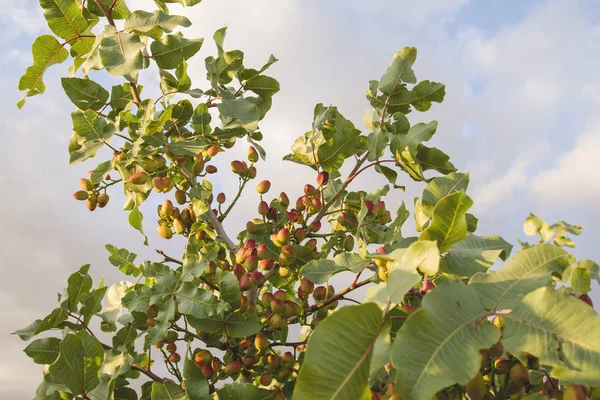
<box><xmin>99</xmin><ymin>27</ymin><xmax>146</xmax><ymax>82</ymax></box>
<box><xmin>217</xmin><ymin>270</ymin><xmax>242</xmax><ymax>310</ymax></box>
<box><xmin>379</xmin><ymin>47</ymin><xmax>418</xmax><ymax>94</ymax></box>
<box><xmin>215</xmin><ymin>50</ymin><xmax>244</xmax><ymax>84</ymax></box>
<box><xmin>18</xmin><ymin>35</ymin><xmax>69</xmax><ymax>106</ymax></box>
<box><xmin>300</xmin><ymin>259</ymin><xmax>344</xmax><ymax>284</ymax></box>
<box><xmin>410</xmin><ymin>80</ymin><xmax>445</xmax><ymax>111</ymax></box>
<box><xmin>391</xmin><ymin>281</ymin><xmax>500</xmax><ymax>400</ymax></box>
<box><xmin>244</xmin><ymin>75</ymin><xmax>280</xmax><ymax>98</ymax></box>
<box><xmin>390</xmin><ymin>121</ymin><xmax>437</xmax><ymax>160</ymax></box>
<box><xmin>569</xmin><ymin>267</ymin><xmax>591</xmax><ymax>296</ymax></box>
<box><xmin>317</xmin><ymin>125</ymin><xmax>361</xmax><ymax>173</ymax></box>
<box><xmin>225</xmin><ymin>312</ymin><xmax>263</xmax><ymax>338</ymax></box>
<box><xmin>183</xmin><ymin>357</ymin><xmax>209</xmax><ymax>400</ymax></box>
<box><xmin>66</xmin><ymin>264</ymin><xmax>92</xmax><ymax>312</ymax></box>
<box><xmin>129</xmin><ymin>206</ymin><xmax>148</xmax><ymax>245</ymax></box>
<box><xmin>124</xmin><ymin>10</ymin><xmax>191</xmax><ymax>39</ymax></box>
<box><xmin>440</xmin><ymin>234</ymin><xmax>513</xmax><ymax>279</ymax></box>
<box><xmin>192</xmin><ymin>103</ymin><xmax>212</xmax><ymax>135</ymax></box>
<box><xmin>469</xmin><ymin>244</ymin><xmax>573</xmax><ymax>311</ymax></box>
<box><xmin>87</xmin><ymin>0</ymin><xmax>130</xmax><ymax>19</ymax></box>
<box><xmin>151</xmin><ymin>34</ymin><xmax>203</xmax><ymax>69</ymax></box>
<box><xmin>294</xmin><ymin>303</ymin><xmax>383</xmax><ymax>400</ymax></box>
<box><xmin>72</xmin><ymin>110</ymin><xmax>114</xmax><ymax>141</ymax></box>
<box><xmin>421</xmin><ymin>172</ymin><xmax>469</xmax><ymax>218</ymax></box>
<box><xmin>169</xmin><ymin>137</ymin><xmax>208</xmax><ymax>156</ymax></box>
<box><xmin>151</xmin><ymin>380</ymin><xmax>186</xmax><ymax>400</ymax></box>
<box><xmin>24</xmin><ymin>337</ymin><xmax>61</xmax><ymax>364</ymax></box>
<box><xmin>415</xmin><ymin>145</ymin><xmax>456</xmax><ymax>175</ymax></box>
<box><xmin>503</xmin><ymin>287</ymin><xmax>600</xmax><ymax>386</ymax></box>
<box><xmin>218</xmin><ymin>98</ymin><xmax>260</xmax><ymax>131</ymax></box>
<box><xmin>40</xmin><ymin>0</ymin><xmax>87</xmax><ymax>40</ymax></box>
<box><xmin>81</xmin><ymin>285</ymin><xmax>107</xmax><ymax>325</ymax></box>
<box><xmin>367</xmin><ymin>126</ymin><xmax>388</xmax><ymax>161</ymax></box>
<box><xmin>175</xmin><ymin>282</ymin><xmax>221</xmax><ymax>319</ymax></box>
<box><xmin>215</xmin><ymin>383</ymin><xmax>275</xmax><ymax>400</ymax></box>
<box><xmin>420</xmin><ymin>191</ymin><xmax>473</xmax><ymax>253</ymax></box>
<box><xmin>143</xmin><ymin>262</ymin><xmax>178</xmax><ymax>287</ymax></box>
<box><xmin>90</xmin><ymin>160</ymin><xmax>113</xmax><ymax>184</ymax></box>
<box><xmin>46</xmin><ymin>331</ymin><xmax>104</xmax><ymax>396</ymax></box>
<box><xmin>105</xmin><ymin>244</ymin><xmax>141</xmax><ymax>277</ymax></box>
<box><xmin>61</xmin><ymin>78</ymin><xmax>109</xmax><ymax>111</ymax></box>
<box><xmin>333</xmin><ymin>252</ymin><xmax>370</xmax><ymax>273</ymax></box>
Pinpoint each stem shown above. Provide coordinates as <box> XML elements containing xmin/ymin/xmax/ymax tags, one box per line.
<box><xmin>114</xmin><ymin>133</ymin><xmax>133</xmax><ymax>142</ymax></box>
<box><xmin>310</xmin><ymin>275</ymin><xmax>374</xmax><ymax>312</ymax></box>
<box><xmin>218</xmin><ymin>177</ymin><xmax>250</xmax><ymax>221</ymax></box>
<box><xmin>156</xmin><ymin>249</ymin><xmax>220</xmax><ymax>292</ymax></box>
<box><xmin>311</xmin><ymin>153</ymin><xmax>370</xmax><ymax>223</ymax></box>
<box><xmin>130</xmin><ymin>83</ymin><xmax>141</xmax><ymax>106</ymax></box>
<box><xmin>91</xmin><ymin>0</ymin><xmax>115</xmax><ymax>26</ymax></box>
<box><xmin>270</xmin><ymin>341</ymin><xmax>306</xmax><ymax>348</ymax></box>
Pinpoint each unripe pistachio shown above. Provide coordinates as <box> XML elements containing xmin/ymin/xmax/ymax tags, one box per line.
<box><xmin>233</xmin><ymin>263</ymin><xmax>246</xmax><ymax>279</ymax></box>
<box><xmin>304</xmin><ymin>184</ymin><xmax>316</xmax><ymax>196</ymax></box>
<box><xmin>564</xmin><ymin>384</ymin><xmax>587</xmax><ymax>400</ymax></box>
<box><xmin>224</xmin><ymin>360</ymin><xmax>242</xmax><ymax>375</ymax></box>
<box><xmin>488</xmin><ymin>341</ymin><xmax>504</xmax><ymax>358</ymax></box>
<box><xmin>191</xmin><ymin>158</ymin><xmax>205</xmax><ymax>175</ymax></box>
<box><xmin>239</xmin><ymin>337</ymin><xmax>252</xmax><ymax>351</ymax></box>
<box><xmin>343</xmin><ymin>235</ymin><xmax>354</xmax><ymax>251</ymax></box>
<box><xmin>169</xmin><ymin>352</ymin><xmax>181</xmax><ymax>363</ymax></box>
<box><xmin>217</xmin><ymin>192</ymin><xmax>226</xmax><ymax>204</ymax></box>
<box><xmin>243</xmin><ymin>356</ymin><xmax>255</xmax><ymax>369</ymax></box>
<box><xmin>300</xmin><ymin>277</ymin><xmax>314</xmax><ymax>294</ymax></box>
<box><xmin>79</xmin><ymin>178</ymin><xmax>94</xmax><ymax>191</ymax></box>
<box><xmin>258</xmin><ymin>258</ymin><xmax>274</xmax><ymax>271</ymax></box>
<box><xmin>313</xmin><ymin>286</ymin><xmax>327</xmax><ymax>301</ymax></box>
<box><xmin>279</xmin><ymin>192</ymin><xmax>290</xmax><ymax>207</ymax></box>
<box><xmin>255</xmin><ymin>244</ymin><xmax>267</xmax><ymax>259</ymax></box>
<box><xmin>579</xmin><ymin>293</ymin><xmax>594</xmax><ymax>307</ymax></box>
<box><xmin>309</xmin><ymin>221</ymin><xmax>321</xmax><ymax>233</ymax></box>
<box><xmin>258</xmin><ymin>201</ymin><xmax>269</xmax><ymax>216</ymax></box>
<box><xmin>364</xmin><ymin>200</ymin><xmax>375</xmax><ymax>214</ymax></box>
<box><xmin>152</xmin><ymin>154</ymin><xmax>167</xmax><ymax>167</ymax></box>
<box><xmin>157</xmin><ymin>225</ymin><xmax>173</xmax><ymax>239</ymax></box>
<box><xmin>259</xmin><ymin>373</ymin><xmax>272</xmax><ymax>386</ymax></box>
<box><xmin>239</xmin><ymin>273</ymin><xmax>252</xmax><ymax>291</ymax></box>
<box><xmin>206</xmin><ymin>145</ymin><xmax>220</xmax><ymax>157</ymax></box>
<box><xmin>248</xmin><ymin>146</ymin><xmax>259</xmax><ymax>162</ymax></box>
<box><xmin>316</xmin><ymin>171</ymin><xmax>329</xmax><ymax>186</ymax></box>
<box><xmin>267</xmin><ymin>354</ymin><xmax>281</xmax><ymax>368</ymax></box>
<box><xmin>278</xmin><ymin>266</ymin><xmax>290</xmax><ymax>277</ymax></box>
<box><xmin>276</xmin><ymin>228</ymin><xmax>291</xmax><ymax>245</ymax></box>
<box><xmin>248</xmin><ymin>166</ymin><xmax>257</xmax><ymax>179</ymax></box>
<box><xmin>152</xmin><ymin>177</ymin><xmax>167</xmax><ymax>192</ymax></box>
<box><xmin>257</xmin><ymin>180</ymin><xmax>271</xmax><ymax>194</ymax></box>
<box><xmin>166</xmin><ymin>343</ymin><xmax>177</xmax><ymax>353</ymax></box>
<box><xmin>246</xmin><ymin>220</ymin><xmax>257</xmax><ymax>233</ymax></box>
<box><xmin>164</xmin><ymin>178</ymin><xmax>175</xmax><ymax>193</ymax></box>
<box><xmin>276</xmin><ymin>366</ymin><xmax>293</xmax><ymax>382</ymax></box>
<box><xmin>301</xmin><ymin>195</ymin><xmax>311</xmax><ymax>208</ymax></box>
<box><xmin>97</xmin><ymin>193</ymin><xmax>109</xmax><ymax>208</ymax></box>
<box><xmin>235</xmin><ymin>247</ymin><xmax>247</xmax><ymax>264</ymax></box>
<box><xmin>465</xmin><ymin>372</ymin><xmax>487</xmax><ymax>400</ymax></box>
<box><xmin>271</xmin><ymin>299</ymin><xmax>284</xmax><ymax>314</ymax></box>
<box><xmin>494</xmin><ymin>358</ymin><xmax>509</xmax><ymax>374</ymax></box>
<box><xmin>280</xmin><ymin>245</ymin><xmax>296</xmax><ymax>260</ymax></box>
<box><xmin>174</xmin><ymin>189</ymin><xmax>186</xmax><ymax>205</ymax></box>
<box><xmin>309</xmin><ymin>198</ymin><xmax>322</xmax><ymax>213</ymax></box>
<box><xmin>154</xmin><ymin>341</ymin><xmax>165</xmax><ymax>349</ymax></box>
<box><xmin>245</xmin><ymin>255</ymin><xmax>259</xmax><ymax>272</ymax></box>
<box><xmin>372</xmin><ymin>201</ymin><xmax>386</xmax><ymax>217</ymax></box>
<box><xmin>211</xmin><ymin>357</ymin><xmax>223</xmax><ymax>373</ymax></box>
<box><xmin>509</xmin><ymin>363</ymin><xmax>529</xmax><ymax>386</ymax></box>
<box><xmin>250</xmin><ymin>271</ymin><xmax>265</xmax><ymax>286</ymax></box>
<box><xmin>73</xmin><ymin>190</ymin><xmax>89</xmax><ymax>201</ymax></box>
<box><xmin>201</xmin><ymin>363</ymin><xmax>214</xmax><ymax>378</ymax></box>
<box><xmin>231</xmin><ymin>160</ymin><xmax>248</xmax><ymax>175</ymax></box>
<box><xmin>295</xmin><ymin>197</ymin><xmax>306</xmax><ymax>211</ymax></box>
<box><xmin>305</xmin><ymin>238</ymin><xmax>318</xmax><ymax>250</ymax></box>
<box><xmin>146</xmin><ymin>318</ymin><xmax>156</xmax><ymax>327</ymax></box>
<box><xmin>160</xmin><ymin>200</ymin><xmax>174</xmax><ymax>218</ymax></box>
<box><xmin>254</xmin><ymin>332</ymin><xmax>269</xmax><ymax>352</ymax></box>
<box><xmin>205</xmin><ymin>165</ymin><xmax>217</xmax><ymax>174</ymax></box>
<box><xmin>129</xmin><ymin>171</ymin><xmax>149</xmax><ymax>185</ymax></box>
<box><xmin>244</xmin><ymin>239</ymin><xmax>256</xmax><ymax>249</ymax></box>
<box><xmin>173</xmin><ymin>218</ymin><xmax>185</xmax><ymax>234</ymax></box>
<box><xmin>281</xmin><ymin>352</ymin><xmax>293</xmax><ymax>363</ymax></box>
<box><xmin>292</xmin><ymin>228</ymin><xmax>306</xmax><ymax>242</ymax></box>
<box><xmin>87</xmin><ymin>195</ymin><xmax>98</xmax><ymax>211</ymax></box>
<box><xmin>146</xmin><ymin>304</ymin><xmax>159</xmax><ymax>318</ymax></box>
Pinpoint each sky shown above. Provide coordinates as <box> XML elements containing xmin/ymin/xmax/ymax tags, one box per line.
<box><xmin>1</xmin><ymin>0</ymin><xmax>600</xmax><ymax>397</ymax></box>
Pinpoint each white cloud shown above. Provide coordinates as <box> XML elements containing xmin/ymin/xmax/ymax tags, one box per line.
<box><xmin>530</xmin><ymin>116</ymin><xmax>600</xmax><ymax>206</ymax></box>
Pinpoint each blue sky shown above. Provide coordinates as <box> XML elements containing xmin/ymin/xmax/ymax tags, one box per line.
<box><xmin>1</xmin><ymin>0</ymin><xmax>600</xmax><ymax>397</ymax></box>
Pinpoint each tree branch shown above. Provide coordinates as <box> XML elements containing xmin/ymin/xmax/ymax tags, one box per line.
<box><xmin>91</xmin><ymin>0</ymin><xmax>116</xmax><ymax>26</ymax></box>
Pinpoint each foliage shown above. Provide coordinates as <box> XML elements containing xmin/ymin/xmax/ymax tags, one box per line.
<box><xmin>15</xmin><ymin>1</ymin><xmax>600</xmax><ymax>399</ymax></box>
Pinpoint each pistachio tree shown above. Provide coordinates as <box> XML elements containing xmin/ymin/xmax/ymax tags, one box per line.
<box><xmin>14</xmin><ymin>1</ymin><xmax>600</xmax><ymax>399</ymax></box>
